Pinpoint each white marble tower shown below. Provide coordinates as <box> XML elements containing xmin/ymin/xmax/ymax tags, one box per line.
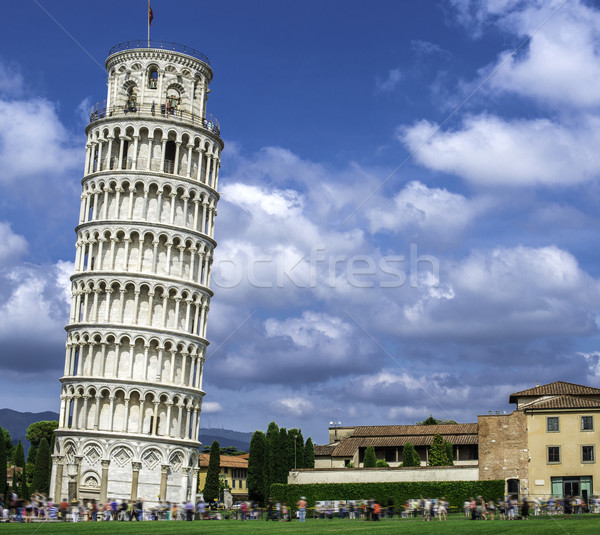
<box><xmin>50</xmin><ymin>40</ymin><xmax>223</xmax><ymax>506</ymax></box>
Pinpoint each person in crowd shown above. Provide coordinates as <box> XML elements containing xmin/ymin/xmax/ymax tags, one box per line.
<box><xmin>521</xmin><ymin>497</ymin><xmax>529</xmax><ymax>519</ymax></box>
<box><xmin>437</xmin><ymin>497</ymin><xmax>448</xmax><ymax>521</ymax></box>
<box><xmin>372</xmin><ymin>500</ymin><xmax>381</xmax><ymax>521</ymax></box>
<box><xmin>487</xmin><ymin>499</ymin><xmax>495</xmax><ymax>520</ymax></box>
<box><xmin>297</xmin><ymin>496</ymin><xmax>307</xmax><ymax>522</ymax></box>
<box><xmin>564</xmin><ymin>495</ymin><xmax>573</xmax><ymax>519</ymax></box>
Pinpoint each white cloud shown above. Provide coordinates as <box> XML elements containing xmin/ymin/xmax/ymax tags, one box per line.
<box><xmin>398</xmin><ymin>114</ymin><xmax>600</xmax><ymax>187</ymax></box>
<box><xmin>202</xmin><ymin>401</ymin><xmax>223</xmax><ymax>413</ymax></box>
<box><xmin>0</xmin><ymin>222</ymin><xmax>28</xmax><ymax>267</ymax></box>
<box><xmin>367</xmin><ymin>180</ymin><xmax>486</xmax><ymax>238</ymax></box>
<box><xmin>270</xmin><ymin>397</ymin><xmax>314</xmax><ymax>418</ymax></box>
<box><xmin>376</xmin><ymin>68</ymin><xmax>403</xmax><ymax>92</ymax></box>
<box><xmin>0</xmin><ymin>260</ymin><xmax>72</xmax><ymax>372</ymax></box>
<box><xmin>0</xmin><ymin>60</ymin><xmax>23</xmax><ymax>95</ymax></box>
<box><xmin>0</xmin><ymin>98</ymin><xmax>80</xmax><ymax>183</ymax></box>
<box><xmin>410</xmin><ymin>40</ymin><xmax>449</xmax><ymax>57</ymax></box>
<box><xmin>396</xmin><ymin>245</ymin><xmax>600</xmax><ymax>340</ymax></box>
<box><xmin>265</xmin><ymin>311</ymin><xmax>352</xmax><ymax>349</ymax></box>
<box><xmin>480</xmin><ymin>1</ymin><xmax>600</xmax><ymax>109</ymax></box>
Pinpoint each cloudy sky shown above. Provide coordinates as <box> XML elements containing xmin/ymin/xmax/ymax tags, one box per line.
<box><xmin>2</xmin><ymin>0</ymin><xmax>600</xmax><ymax>444</ymax></box>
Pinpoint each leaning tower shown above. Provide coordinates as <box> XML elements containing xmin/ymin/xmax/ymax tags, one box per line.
<box><xmin>50</xmin><ymin>40</ymin><xmax>222</xmax><ymax>506</ymax></box>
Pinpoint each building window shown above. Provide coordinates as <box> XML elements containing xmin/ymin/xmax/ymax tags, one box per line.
<box><xmin>547</xmin><ymin>417</ymin><xmax>559</xmax><ymax>432</ymax></box>
<box><xmin>231</xmin><ymin>479</ymin><xmax>235</xmax><ymax>489</ymax></box>
<box><xmin>548</xmin><ymin>446</ymin><xmax>561</xmax><ymax>464</ymax></box>
<box><xmin>582</xmin><ymin>416</ymin><xmax>594</xmax><ymax>431</ymax></box>
<box><xmin>582</xmin><ymin>445</ymin><xmax>595</xmax><ymax>463</ymax></box>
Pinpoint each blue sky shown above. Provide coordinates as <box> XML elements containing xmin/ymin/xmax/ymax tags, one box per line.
<box><xmin>2</xmin><ymin>0</ymin><xmax>600</xmax><ymax>445</ymax></box>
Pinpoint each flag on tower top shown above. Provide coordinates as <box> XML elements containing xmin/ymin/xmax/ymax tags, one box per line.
<box><xmin>148</xmin><ymin>1</ymin><xmax>154</xmax><ymax>26</ymax></box>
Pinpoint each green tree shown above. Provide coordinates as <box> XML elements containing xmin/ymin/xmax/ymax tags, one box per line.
<box><xmin>375</xmin><ymin>459</ymin><xmax>389</xmax><ymax>467</ymax></box>
<box><xmin>0</xmin><ymin>427</ymin><xmax>6</xmax><ymax>500</ymax></box>
<box><xmin>202</xmin><ymin>440</ymin><xmax>221</xmax><ymax>503</ymax></box>
<box><xmin>12</xmin><ymin>440</ymin><xmax>25</xmax><ymax>494</ymax></box>
<box><xmin>303</xmin><ymin>437</ymin><xmax>315</xmax><ymax>468</ymax></box>
<box><xmin>31</xmin><ymin>438</ymin><xmax>50</xmax><ymax>494</ymax></box>
<box><xmin>277</xmin><ymin>427</ymin><xmax>289</xmax><ymax>483</ymax></box>
<box><xmin>428</xmin><ymin>434</ymin><xmax>450</xmax><ymax>466</ymax></box>
<box><xmin>264</xmin><ymin>422</ymin><xmax>280</xmax><ymax>499</ymax></box>
<box><xmin>445</xmin><ymin>441</ymin><xmax>454</xmax><ymax>466</ymax></box>
<box><xmin>0</xmin><ymin>427</ymin><xmax>14</xmax><ymax>464</ymax></box>
<box><xmin>247</xmin><ymin>430</ymin><xmax>266</xmax><ymax>505</ymax></box>
<box><xmin>416</xmin><ymin>415</ymin><xmax>457</xmax><ymax>425</ymax></box>
<box><xmin>363</xmin><ymin>446</ymin><xmax>377</xmax><ymax>467</ymax></box>
<box><xmin>26</xmin><ymin>421</ymin><xmax>58</xmax><ymax>449</ymax></box>
<box><xmin>26</xmin><ymin>445</ymin><xmax>37</xmax><ymax>466</ymax></box>
<box><xmin>401</xmin><ymin>442</ymin><xmax>421</xmax><ymax>467</ymax></box>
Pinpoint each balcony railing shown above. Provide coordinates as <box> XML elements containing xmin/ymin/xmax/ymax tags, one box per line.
<box><xmin>108</xmin><ymin>40</ymin><xmax>210</xmax><ymax>66</ymax></box>
<box><xmin>89</xmin><ymin>103</ymin><xmax>221</xmax><ymax>136</ymax></box>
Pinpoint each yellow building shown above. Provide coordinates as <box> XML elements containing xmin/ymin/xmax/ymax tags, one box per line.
<box><xmin>509</xmin><ymin>381</ymin><xmax>600</xmax><ymax>501</ymax></box>
<box><xmin>198</xmin><ymin>453</ymin><xmax>249</xmax><ymax>501</ymax></box>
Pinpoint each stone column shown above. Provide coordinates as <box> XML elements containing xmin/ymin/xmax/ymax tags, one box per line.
<box><xmin>130</xmin><ymin>461</ymin><xmax>142</xmax><ymax>500</ymax></box>
<box><xmin>160</xmin><ymin>464</ymin><xmax>169</xmax><ymax>502</ymax></box>
<box><xmin>99</xmin><ymin>459</ymin><xmax>110</xmax><ymax>503</ymax></box>
<box><xmin>75</xmin><ymin>455</ymin><xmax>83</xmax><ymax>500</ymax></box>
<box><xmin>191</xmin><ymin>468</ymin><xmax>199</xmax><ymax>498</ymax></box>
<box><xmin>180</xmin><ymin>467</ymin><xmax>191</xmax><ymax>503</ymax></box>
<box><xmin>52</xmin><ymin>454</ymin><xmax>65</xmax><ymax>502</ymax></box>
<box><xmin>164</xmin><ymin>402</ymin><xmax>173</xmax><ymax>437</ymax></box>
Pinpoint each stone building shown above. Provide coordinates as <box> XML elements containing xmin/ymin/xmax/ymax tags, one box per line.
<box><xmin>49</xmin><ymin>40</ymin><xmax>223</xmax><ymax>506</ymax></box>
<box><xmin>299</xmin><ymin>381</ymin><xmax>600</xmax><ymax>500</ymax></box>
<box><xmin>198</xmin><ymin>454</ymin><xmax>249</xmax><ymax>501</ymax></box>
<box><xmin>314</xmin><ymin>423</ymin><xmax>479</xmax><ymax>469</ymax></box>
<box><xmin>504</xmin><ymin>381</ymin><xmax>600</xmax><ymax>500</ymax></box>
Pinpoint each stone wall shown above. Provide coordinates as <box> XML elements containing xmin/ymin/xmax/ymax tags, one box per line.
<box><xmin>288</xmin><ymin>466</ymin><xmax>479</xmax><ymax>485</ymax></box>
<box><xmin>478</xmin><ymin>412</ymin><xmax>528</xmax><ymax>493</ymax></box>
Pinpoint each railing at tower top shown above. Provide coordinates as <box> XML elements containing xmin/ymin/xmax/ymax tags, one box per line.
<box><xmin>108</xmin><ymin>40</ymin><xmax>210</xmax><ymax>66</ymax></box>
<box><xmin>89</xmin><ymin>102</ymin><xmax>221</xmax><ymax>136</ymax></box>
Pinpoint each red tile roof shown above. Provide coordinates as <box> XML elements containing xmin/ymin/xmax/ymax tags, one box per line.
<box><xmin>352</xmin><ymin>423</ymin><xmax>477</xmax><ymax>437</ymax></box>
<box><xmin>314</xmin><ymin>445</ymin><xmax>335</xmax><ymax>456</ymax></box>
<box><xmin>509</xmin><ymin>381</ymin><xmax>600</xmax><ymax>403</ymax></box>
<box><xmin>199</xmin><ymin>454</ymin><xmax>248</xmax><ymax>468</ymax></box>
<box><xmin>521</xmin><ymin>395</ymin><xmax>600</xmax><ymax>410</ymax></box>
<box><xmin>331</xmin><ymin>434</ymin><xmax>478</xmax><ymax>457</ymax></box>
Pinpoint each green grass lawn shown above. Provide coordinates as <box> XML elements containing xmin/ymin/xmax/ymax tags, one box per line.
<box><xmin>3</xmin><ymin>515</ymin><xmax>600</xmax><ymax>534</ymax></box>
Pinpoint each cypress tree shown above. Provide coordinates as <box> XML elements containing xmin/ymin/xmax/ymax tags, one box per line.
<box><xmin>303</xmin><ymin>437</ymin><xmax>314</xmax><ymax>468</ymax></box>
<box><xmin>0</xmin><ymin>428</ymin><xmax>6</xmax><ymax>501</ymax></box>
<box><xmin>401</xmin><ymin>442</ymin><xmax>421</xmax><ymax>467</ymax></box>
<box><xmin>247</xmin><ymin>430</ymin><xmax>266</xmax><ymax>505</ymax></box>
<box><xmin>26</xmin><ymin>445</ymin><xmax>37</xmax><ymax>466</ymax></box>
<box><xmin>363</xmin><ymin>445</ymin><xmax>377</xmax><ymax>467</ymax></box>
<box><xmin>202</xmin><ymin>440</ymin><xmax>221</xmax><ymax>503</ymax></box>
<box><xmin>31</xmin><ymin>438</ymin><xmax>50</xmax><ymax>494</ymax></box>
<box><xmin>428</xmin><ymin>434</ymin><xmax>449</xmax><ymax>466</ymax></box>
<box><xmin>264</xmin><ymin>422</ymin><xmax>279</xmax><ymax>499</ymax></box>
<box><xmin>277</xmin><ymin>427</ymin><xmax>289</xmax><ymax>483</ymax></box>
<box><xmin>12</xmin><ymin>440</ymin><xmax>25</xmax><ymax>494</ymax></box>
<box><xmin>0</xmin><ymin>427</ymin><xmax>14</xmax><ymax>465</ymax></box>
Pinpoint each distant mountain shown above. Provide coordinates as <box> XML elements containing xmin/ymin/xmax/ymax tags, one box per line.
<box><xmin>0</xmin><ymin>409</ymin><xmax>252</xmax><ymax>453</ymax></box>
<box><xmin>0</xmin><ymin>408</ymin><xmax>59</xmax><ymax>453</ymax></box>
<box><xmin>197</xmin><ymin>428</ymin><xmax>253</xmax><ymax>452</ymax></box>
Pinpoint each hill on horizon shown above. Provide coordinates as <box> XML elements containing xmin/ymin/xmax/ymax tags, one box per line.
<box><xmin>0</xmin><ymin>408</ymin><xmax>252</xmax><ymax>453</ymax></box>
